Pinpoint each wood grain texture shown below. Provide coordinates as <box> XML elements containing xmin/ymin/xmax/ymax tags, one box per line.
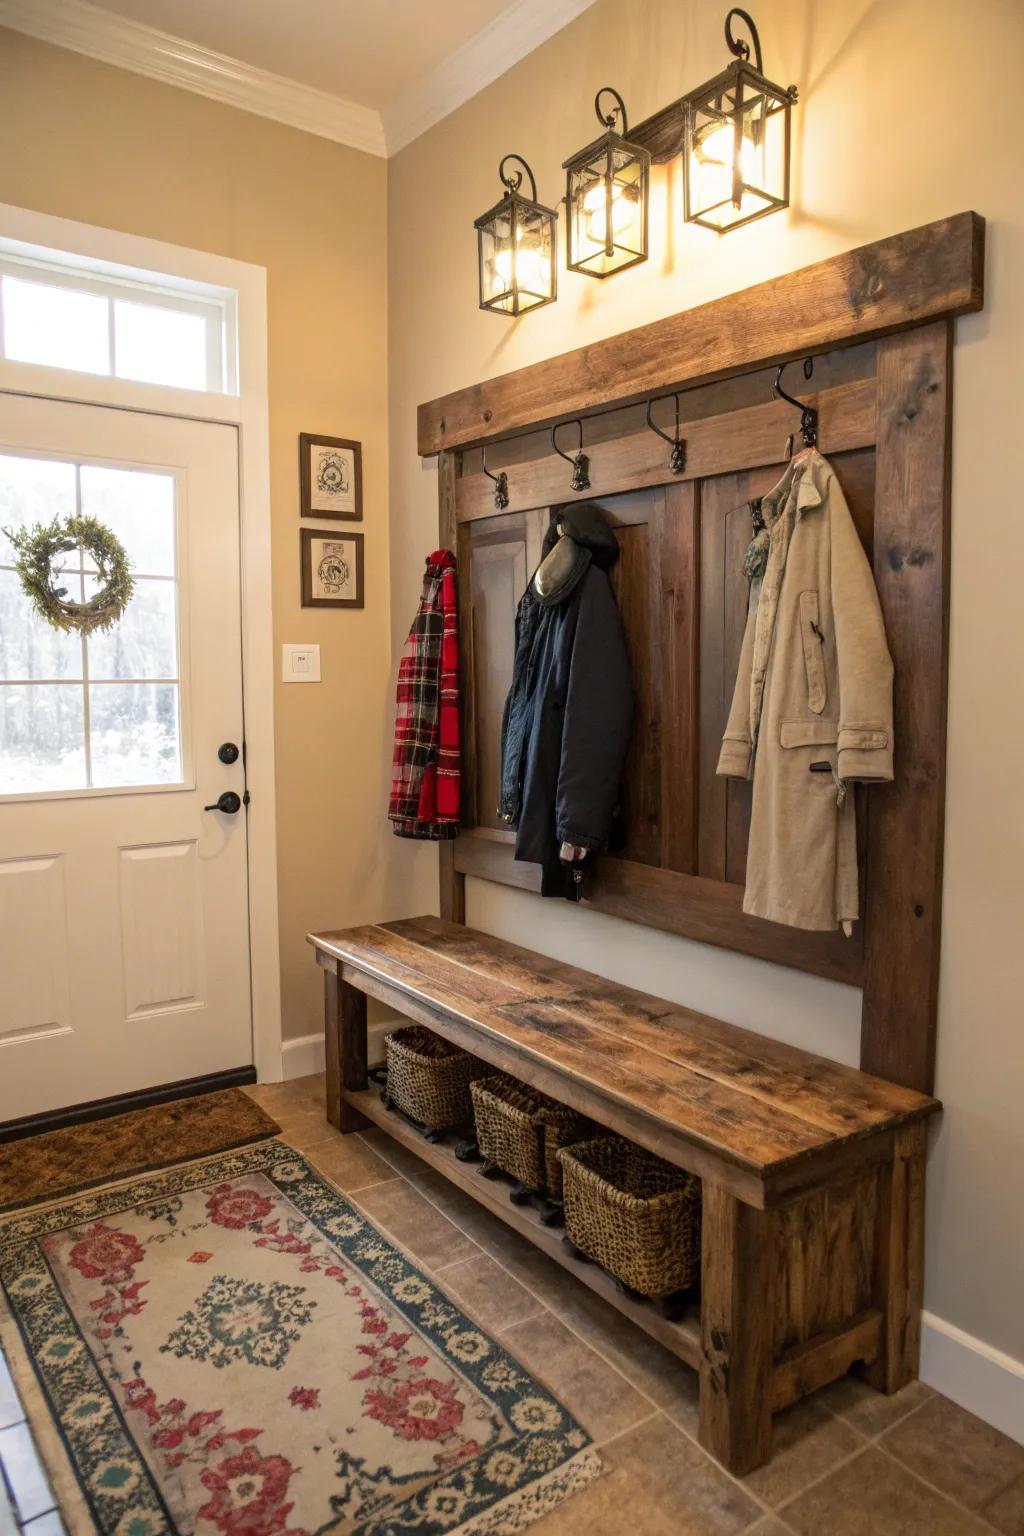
<box><xmin>455</xmin><ymin>378</ymin><xmax>877</xmax><ymax>520</ymax></box>
<box><xmin>309</xmin><ymin>919</ymin><xmax>938</xmax><ymax>1204</ymax></box>
<box><xmin>771</xmin><ymin>1310</ymin><xmax>882</xmax><ymax>1412</ymax></box>
<box><xmin>773</xmin><ymin>1170</ymin><xmax>878</xmax><ymax>1354</ymax></box>
<box><xmin>418</xmin><ymin>213</ymin><xmax>983</xmax><ymax>454</ymax></box>
<box><xmin>860</xmin><ymin>324</ymin><xmax>952</xmax><ymax>1094</ymax></box>
<box><xmin>866</xmin><ymin>1122</ymin><xmax>927</xmax><ymax>1393</ymax></box>
<box><xmin>700</xmin><ymin>1188</ymin><xmax>776</xmax><ymax>1473</ymax></box>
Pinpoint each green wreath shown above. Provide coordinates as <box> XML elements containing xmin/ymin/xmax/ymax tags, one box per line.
<box><xmin>5</xmin><ymin>514</ymin><xmax>135</xmax><ymax>635</ymax></box>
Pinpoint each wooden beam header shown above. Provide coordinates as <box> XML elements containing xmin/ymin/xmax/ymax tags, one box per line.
<box><xmin>417</xmin><ymin>212</ymin><xmax>984</xmax><ymax>457</ymax></box>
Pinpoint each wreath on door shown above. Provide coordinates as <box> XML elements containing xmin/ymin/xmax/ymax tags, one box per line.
<box><xmin>5</xmin><ymin>515</ymin><xmax>135</xmax><ymax>635</ymax></box>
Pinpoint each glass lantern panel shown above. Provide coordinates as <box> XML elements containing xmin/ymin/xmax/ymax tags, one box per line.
<box><xmin>479</xmin><ymin>212</ymin><xmax>516</xmax><ymax>313</ymax></box>
<box><xmin>569</xmin><ymin>146</ymin><xmax>646</xmax><ymax>276</ymax></box>
<box><xmin>479</xmin><ymin>205</ymin><xmax>554</xmax><ymax>314</ymax></box>
<box><xmin>689</xmin><ymin>80</ymin><xmax>788</xmax><ymax>231</ymax></box>
<box><xmin>512</xmin><ymin>206</ymin><xmax>555</xmax><ymax>309</ymax></box>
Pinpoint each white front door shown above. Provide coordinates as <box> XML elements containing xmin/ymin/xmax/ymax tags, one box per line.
<box><xmin>0</xmin><ymin>394</ymin><xmax>252</xmax><ymax>1120</ymax></box>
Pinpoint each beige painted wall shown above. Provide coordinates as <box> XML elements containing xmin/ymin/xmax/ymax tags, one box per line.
<box><xmin>387</xmin><ymin>0</ymin><xmax>1024</xmax><ymax>1369</ymax></box>
<box><xmin>0</xmin><ymin>28</ymin><xmax>399</xmax><ymax>1048</ymax></box>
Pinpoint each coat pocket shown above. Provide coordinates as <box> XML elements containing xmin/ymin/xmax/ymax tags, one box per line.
<box><xmin>799</xmin><ymin>590</ymin><xmax>827</xmax><ymax>714</ymax></box>
<box><xmin>779</xmin><ymin>719</ymin><xmax>839</xmax><ymax>748</ymax></box>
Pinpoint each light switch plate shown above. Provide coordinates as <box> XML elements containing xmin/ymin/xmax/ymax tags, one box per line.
<box><xmin>282</xmin><ymin>644</ymin><xmax>321</xmax><ymax>682</ymax></box>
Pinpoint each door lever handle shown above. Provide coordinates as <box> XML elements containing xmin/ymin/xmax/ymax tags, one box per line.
<box><xmin>204</xmin><ymin>790</ymin><xmax>242</xmax><ymax>815</ymax></box>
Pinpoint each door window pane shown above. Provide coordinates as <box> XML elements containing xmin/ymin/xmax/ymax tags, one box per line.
<box><xmin>87</xmin><ymin>576</ymin><xmax>177</xmax><ymax>681</ymax></box>
<box><xmin>114</xmin><ymin>300</ymin><xmax>208</xmax><ymax>391</ymax></box>
<box><xmin>0</xmin><ymin>455</ymin><xmax>77</xmax><ymax>565</ymax></box>
<box><xmin>89</xmin><ymin>682</ymin><xmax>182</xmax><ymax>788</ymax></box>
<box><xmin>0</xmin><ymin>450</ymin><xmax>185</xmax><ymax>795</ymax></box>
<box><xmin>3</xmin><ymin>276</ymin><xmax>110</xmax><ymax>376</ymax></box>
<box><xmin>79</xmin><ymin>465</ymin><xmax>176</xmax><ymax>576</ymax></box>
<box><xmin>0</xmin><ymin>683</ymin><xmax>86</xmax><ymax>792</ymax></box>
<box><xmin>0</xmin><ymin>569</ymin><xmax>83</xmax><ymax>680</ymax></box>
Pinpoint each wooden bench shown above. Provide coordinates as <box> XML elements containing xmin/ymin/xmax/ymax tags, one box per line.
<box><xmin>308</xmin><ymin>915</ymin><xmax>940</xmax><ymax>1474</ymax></box>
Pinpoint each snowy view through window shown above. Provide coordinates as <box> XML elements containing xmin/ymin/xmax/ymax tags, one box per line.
<box><xmin>0</xmin><ymin>453</ymin><xmax>183</xmax><ymax>794</ymax></box>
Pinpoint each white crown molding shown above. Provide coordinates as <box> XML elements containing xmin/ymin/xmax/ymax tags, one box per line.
<box><xmin>381</xmin><ymin>0</ymin><xmax>597</xmax><ymax>155</ymax></box>
<box><xmin>0</xmin><ymin>0</ymin><xmax>598</xmax><ymax>159</ymax></box>
<box><xmin>0</xmin><ymin>0</ymin><xmax>388</xmax><ymax>157</ymax></box>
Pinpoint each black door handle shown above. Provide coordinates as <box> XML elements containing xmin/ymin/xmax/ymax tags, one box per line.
<box><xmin>218</xmin><ymin>742</ymin><xmax>240</xmax><ymax>764</ymax></box>
<box><xmin>204</xmin><ymin>790</ymin><xmax>242</xmax><ymax>815</ymax></box>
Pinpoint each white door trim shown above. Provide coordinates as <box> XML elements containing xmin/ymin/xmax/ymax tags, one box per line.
<box><xmin>0</xmin><ymin>200</ymin><xmax>283</xmax><ymax>1083</ymax></box>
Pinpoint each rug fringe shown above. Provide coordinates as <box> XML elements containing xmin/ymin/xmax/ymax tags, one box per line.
<box><xmin>453</xmin><ymin>1446</ymin><xmax>605</xmax><ymax>1536</ymax></box>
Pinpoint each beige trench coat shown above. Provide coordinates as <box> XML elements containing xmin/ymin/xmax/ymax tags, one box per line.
<box><xmin>717</xmin><ymin>449</ymin><xmax>893</xmax><ymax>932</ymax></box>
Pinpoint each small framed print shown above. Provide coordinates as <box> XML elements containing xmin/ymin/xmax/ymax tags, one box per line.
<box><xmin>300</xmin><ymin>433</ymin><xmax>362</xmax><ymax>521</ymax></box>
<box><xmin>301</xmin><ymin>528</ymin><xmax>364</xmax><ymax>609</ymax></box>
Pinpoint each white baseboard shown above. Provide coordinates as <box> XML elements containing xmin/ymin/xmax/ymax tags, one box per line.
<box><xmin>921</xmin><ymin>1311</ymin><xmax>1024</xmax><ymax>1445</ymax></box>
<box><xmin>281</xmin><ymin>1021</ymin><xmax>390</xmax><ymax>1081</ymax></box>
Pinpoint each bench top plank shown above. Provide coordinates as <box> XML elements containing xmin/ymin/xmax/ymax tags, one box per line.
<box><xmin>309</xmin><ymin>917</ymin><xmax>939</xmax><ymax>1191</ymax></box>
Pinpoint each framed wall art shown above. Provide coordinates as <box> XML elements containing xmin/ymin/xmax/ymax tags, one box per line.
<box><xmin>300</xmin><ymin>433</ymin><xmax>362</xmax><ymax>521</ymax></box>
<box><xmin>301</xmin><ymin>527</ymin><xmax>364</xmax><ymax>609</ymax></box>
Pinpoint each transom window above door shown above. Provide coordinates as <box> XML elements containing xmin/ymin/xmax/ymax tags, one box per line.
<box><xmin>0</xmin><ymin>255</ymin><xmax>234</xmax><ymax>393</ymax></box>
<box><xmin>0</xmin><ymin>452</ymin><xmax>186</xmax><ymax>797</ymax></box>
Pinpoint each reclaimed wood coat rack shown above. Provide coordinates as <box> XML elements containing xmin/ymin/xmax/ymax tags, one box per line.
<box><xmin>419</xmin><ymin>212</ymin><xmax>985</xmax><ymax>1098</ymax></box>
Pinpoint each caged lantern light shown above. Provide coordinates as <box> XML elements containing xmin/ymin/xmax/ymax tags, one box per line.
<box><xmin>475</xmin><ymin>155</ymin><xmax>558</xmax><ymax>317</ymax></box>
<box><xmin>563</xmin><ymin>88</ymin><xmax>650</xmax><ymax>279</ymax></box>
<box><xmin>684</xmin><ymin>7</ymin><xmax>796</xmax><ymax>233</ymax></box>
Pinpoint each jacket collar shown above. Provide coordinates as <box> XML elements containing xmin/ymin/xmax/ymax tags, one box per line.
<box><xmin>761</xmin><ymin>447</ymin><xmax>830</xmax><ymax>530</ymax></box>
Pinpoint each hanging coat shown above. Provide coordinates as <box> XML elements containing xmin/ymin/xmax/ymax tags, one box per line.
<box><xmin>388</xmin><ymin>549</ymin><xmax>461</xmax><ymax>839</ymax></box>
<box><xmin>717</xmin><ymin>449</ymin><xmax>893</xmax><ymax>932</ymax></box>
<box><xmin>499</xmin><ymin>503</ymin><xmax>633</xmax><ymax>900</ymax></box>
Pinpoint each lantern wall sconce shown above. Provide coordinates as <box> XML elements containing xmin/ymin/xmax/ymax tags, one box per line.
<box><xmin>563</xmin><ymin>88</ymin><xmax>650</xmax><ymax>279</ymax></box>
<box><xmin>683</xmin><ymin>7</ymin><xmax>797</xmax><ymax>233</ymax></box>
<box><xmin>475</xmin><ymin>154</ymin><xmax>558</xmax><ymax>317</ymax></box>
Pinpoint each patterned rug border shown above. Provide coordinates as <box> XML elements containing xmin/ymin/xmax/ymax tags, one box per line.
<box><xmin>0</xmin><ymin>1140</ymin><xmax>603</xmax><ymax>1536</ymax></box>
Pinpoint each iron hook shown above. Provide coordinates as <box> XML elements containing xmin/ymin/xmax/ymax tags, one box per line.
<box><xmin>551</xmin><ymin>419</ymin><xmax>591</xmax><ymax>493</ymax></box>
<box><xmin>772</xmin><ymin>356</ymin><xmax>818</xmax><ymax>449</ymax></box>
<box><xmin>646</xmin><ymin>393</ymin><xmax>687</xmax><ymax>474</ymax></box>
<box><xmin>481</xmin><ymin>446</ymin><xmax>509</xmax><ymax>510</ymax></box>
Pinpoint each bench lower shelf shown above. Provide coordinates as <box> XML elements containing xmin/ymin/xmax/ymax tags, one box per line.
<box><xmin>342</xmin><ymin>1083</ymin><xmax>703</xmax><ymax>1370</ymax></box>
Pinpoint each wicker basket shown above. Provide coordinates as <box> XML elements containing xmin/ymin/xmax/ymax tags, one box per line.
<box><xmin>470</xmin><ymin>1073</ymin><xmax>590</xmax><ymax>1199</ymax></box>
<box><xmin>384</xmin><ymin>1026</ymin><xmax>484</xmax><ymax>1131</ymax></box>
<box><xmin>558</xmin><ymin>1136</ymin><xmax>702</xmax><ymax>1297</ymax></box>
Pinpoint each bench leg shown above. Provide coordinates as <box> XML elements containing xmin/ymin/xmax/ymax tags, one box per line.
<box><xmin>865</xmin><ymin>1123</ymin><xmax>926</xmax><ymax>1394</ymax></box>
<box><xmin>699</xmin><ymin>1185</ymin><xmax>776</xmax><ymax>1474</ymax></box>
<box><xmin>324</xmin><ymin>966</ymin><xmax>371</xmax><ymax>1133</ymax></box>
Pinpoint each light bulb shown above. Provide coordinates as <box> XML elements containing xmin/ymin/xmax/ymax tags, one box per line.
<box><xmin>582</xmin><ymin>181</ymin><xmax>638</xmax><ymax>246</ymax></box>
<box><xmin>492</xmin><ymin>232</ymin><xmax>547</xmax><ymax>298</ymax></box>
<box><xmin>692</xmin><ymin>118</ymin><xmax>761</xmax><ymax>211</ymax></box>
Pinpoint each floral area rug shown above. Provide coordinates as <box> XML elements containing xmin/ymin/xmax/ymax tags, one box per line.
<box><xmin>0</xmin><ymin>1141</ymin><xmax>600</xmax><ymax>1535</ymax></box>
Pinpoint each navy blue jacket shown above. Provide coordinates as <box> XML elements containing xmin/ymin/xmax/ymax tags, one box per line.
<box><xmin>498</xmin><ymin>503</ymin><xmax>633</xmax><ymax>899</ymax></box>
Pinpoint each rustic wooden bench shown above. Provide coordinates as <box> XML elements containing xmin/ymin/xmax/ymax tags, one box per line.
<box><xmin>308</xmin><ymin>915</ymin><xmax>940</xmax><ymax>1474</ymax></box>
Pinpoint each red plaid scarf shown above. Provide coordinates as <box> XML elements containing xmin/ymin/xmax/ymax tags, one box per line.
<box><xmin>388</xmin><ymin>549</ymin><xmax>461</xmax><ymax>839</ymax></box>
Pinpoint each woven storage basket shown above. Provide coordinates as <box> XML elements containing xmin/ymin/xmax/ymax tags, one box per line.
<box><xmin>384</xmin><ymin>1026</ymin><xmax>484</xmax><ymax>1131</ymax></box>
<box><xmin>558</xmin><ymin>1136</ymin><xmax>702</xmax><ymax>1297</ymax></box>
<box><xmin>470</xmin><ymin>1073</ymin><xmax>590</xmax><ymax>1199</ymax></box>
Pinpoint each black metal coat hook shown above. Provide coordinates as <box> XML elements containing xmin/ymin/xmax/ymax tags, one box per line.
<box><xmin>481</xmin><ymin>446</ymin><xmax>509</xmax><ymax>510</ymax></box>
<box><xmin>773</xmin><ymin>356</ymin><xmax>818</xmax><ymax>451</ymax></box>
<box><xmin>646</xmin><ymin>393</ymin><xmax>687</xmax><ymax>474</ymax></box>
<box><xmin>551</xmin><ymin>419</ymin><xmax>591</xmax><ymax>493</ymax></box>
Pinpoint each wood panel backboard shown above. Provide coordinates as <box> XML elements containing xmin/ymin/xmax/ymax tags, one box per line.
<box><xmin>429</xmin><ymin>215</ymin><xmax>984</xmax><ymax>1095</ymax></box>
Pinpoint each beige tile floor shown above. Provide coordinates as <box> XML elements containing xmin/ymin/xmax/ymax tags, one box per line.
<box><xmin>1</xmin><ymin>1074</ymin><xmax>1020</xmax><ymax>1536</ymax></box>
<box><xmin>246</xmin><ymin>1073</ymin><xmax>1024</xmax><ymax>1536</ymax></box>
